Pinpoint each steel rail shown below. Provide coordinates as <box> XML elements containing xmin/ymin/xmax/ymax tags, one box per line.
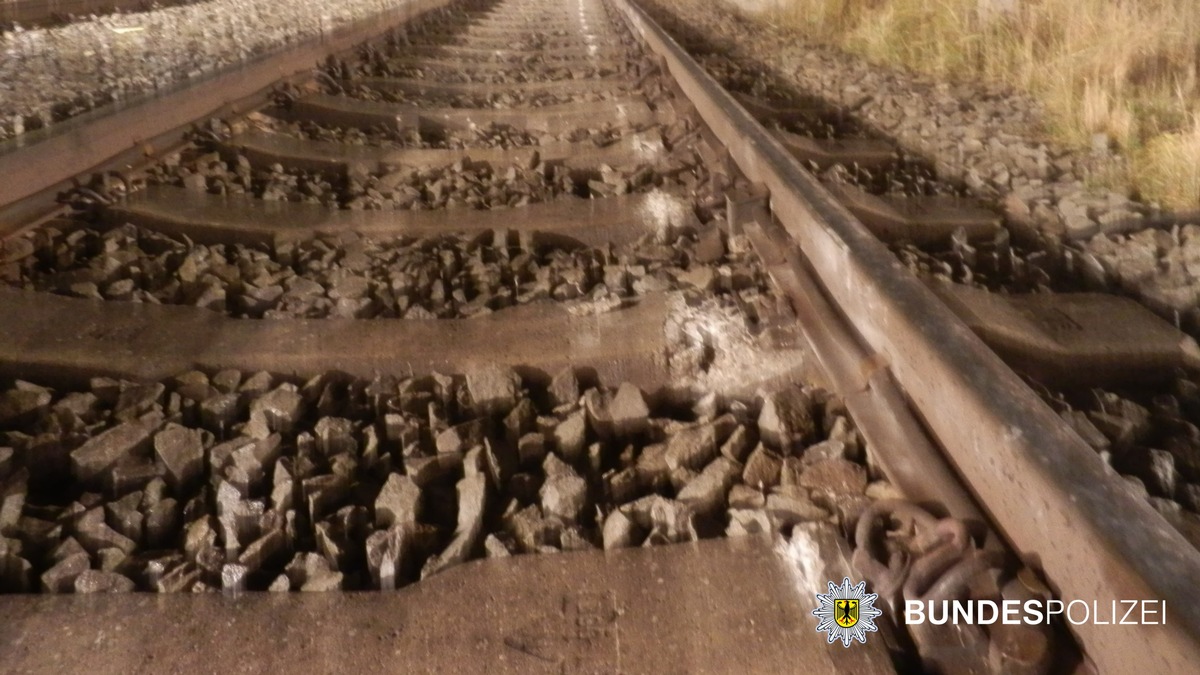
<box><xmin>611</xmin><ymin>0</ymin><xmax>1200</xmax><ymax>670</ymax></box>
<box><xmin>0</xmin><ymin>0</ymin><xmax>454</xmax><ymax>211</ymax></box>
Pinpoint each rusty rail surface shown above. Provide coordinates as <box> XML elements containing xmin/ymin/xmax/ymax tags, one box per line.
<box><xmin>611</xmin><ymin>0</ymin><xmax>1200</xmax><ymax>670</ymax></box>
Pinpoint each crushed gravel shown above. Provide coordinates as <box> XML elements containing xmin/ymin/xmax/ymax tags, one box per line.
<box><xmin>0</xmin><ymin>368</ymin><xmax>887</xmax><ymax>593</ymax></box>
<box><xmin>1</xmin><ymin>221</ymin><xmax>768</xmax><ymax>320</ymax></box>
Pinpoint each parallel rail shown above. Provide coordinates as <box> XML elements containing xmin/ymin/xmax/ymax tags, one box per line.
<box><xmin>610</xmin><ymin>0</ymin><xmax>1200</xmax><ymax>670</ymax></box>
<box><xmin>0</xmin><ymin>0</ymin><xmax>454</xmax><ymax>220</ymax></box>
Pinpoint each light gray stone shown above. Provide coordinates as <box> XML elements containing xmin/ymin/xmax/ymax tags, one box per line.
<box><xmin>540</xmin><ymin>462</ymin><xmax>588</xmax><ymax>524</ymax></box>
<box><xmin>375</xmin><ymin>473</ymin><xmax>422</xmax><ymax>529</ymax></box>
<box><xmin>75</xmin><ymin>508</ymin><xmax>136</xmax><ymax>555</ymax></box>
<box><xmin>466</xmin><ymin>365</ymin><xmax>521</xmax><ymax>416</ymax></box>
<box><xmin>70</xmin><ymin>411</ymin><xmax>163</xmax><ymax>486</ymax></box>
<box><xmin>548</xmin><ymin>368</ymin><xmax>580</xmax><ymax>408</ymax></box>
<box><xmin>250</xmin><ymin>385</ymin><xmax>304</xmax><ymax>434</ymax></box>
<box><xmin>421</xmin><ymin>472</ymin><xmax>487</xmax><ymax>578</ymax></box>
<box><xmin>602</xmin><ymin>509</ymin><xmax>637</xmax><ymax>550</ymax></box>
<box><xmin>609</xmin><ymin>383</ymin><xmax>650</xmax><ymax>438</ymax></box>
<box><xmin>74</xmin><ymin>569</ymin><xmax>134</xmax><ymax>594</ymax></box>
<box><xmin>665</xmin><ymin>415</ymin><xmax>736</xmax><ymax>471</ymax></box>
<box><xmin>677</xmin><ymin>457</ymin><xmax>742</xmax><ymax>516</ymax></box>
<box><xmin>40</xmin><ymin>552</ymin><xmax>90</xmax><ymax>593</ymax></box>
<box><xmin>554</xmin><ymin>411</ymin><xmax>587</xmax><ymax>463</ymax></box>
<box><xmin>154</xmin><ymin>424</ymin><xmax>204</xmax><ymax>492</ymax></box>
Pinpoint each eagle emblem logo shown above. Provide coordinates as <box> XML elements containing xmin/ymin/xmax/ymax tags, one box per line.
<box><xmin>812</xmin><ymin>578</ymin><xmax>883</xmax><ymax>647</ymax></box>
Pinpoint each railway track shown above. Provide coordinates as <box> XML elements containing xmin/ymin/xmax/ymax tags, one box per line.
<box><xmin>1</xmin><ymin>0</ymin><xmax>1199</xmax><ymax>672</ymax></box>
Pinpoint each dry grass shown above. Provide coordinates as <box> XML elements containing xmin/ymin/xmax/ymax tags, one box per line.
<box><xmin>760</xmin><ymin>0</ymin><xmax>1200</xmax><ymax>209</ymax></box>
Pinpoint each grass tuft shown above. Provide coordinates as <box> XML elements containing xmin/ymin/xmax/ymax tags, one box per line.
<box><xmin>762</xmin><ymin>0</ymin><xmax>1200</xmax><ymax>209</ymax></box>
<box><xmin>1136</xmin><ymin>116</ymin><xmax>1200</xmax><ymax>209</ymax></box>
